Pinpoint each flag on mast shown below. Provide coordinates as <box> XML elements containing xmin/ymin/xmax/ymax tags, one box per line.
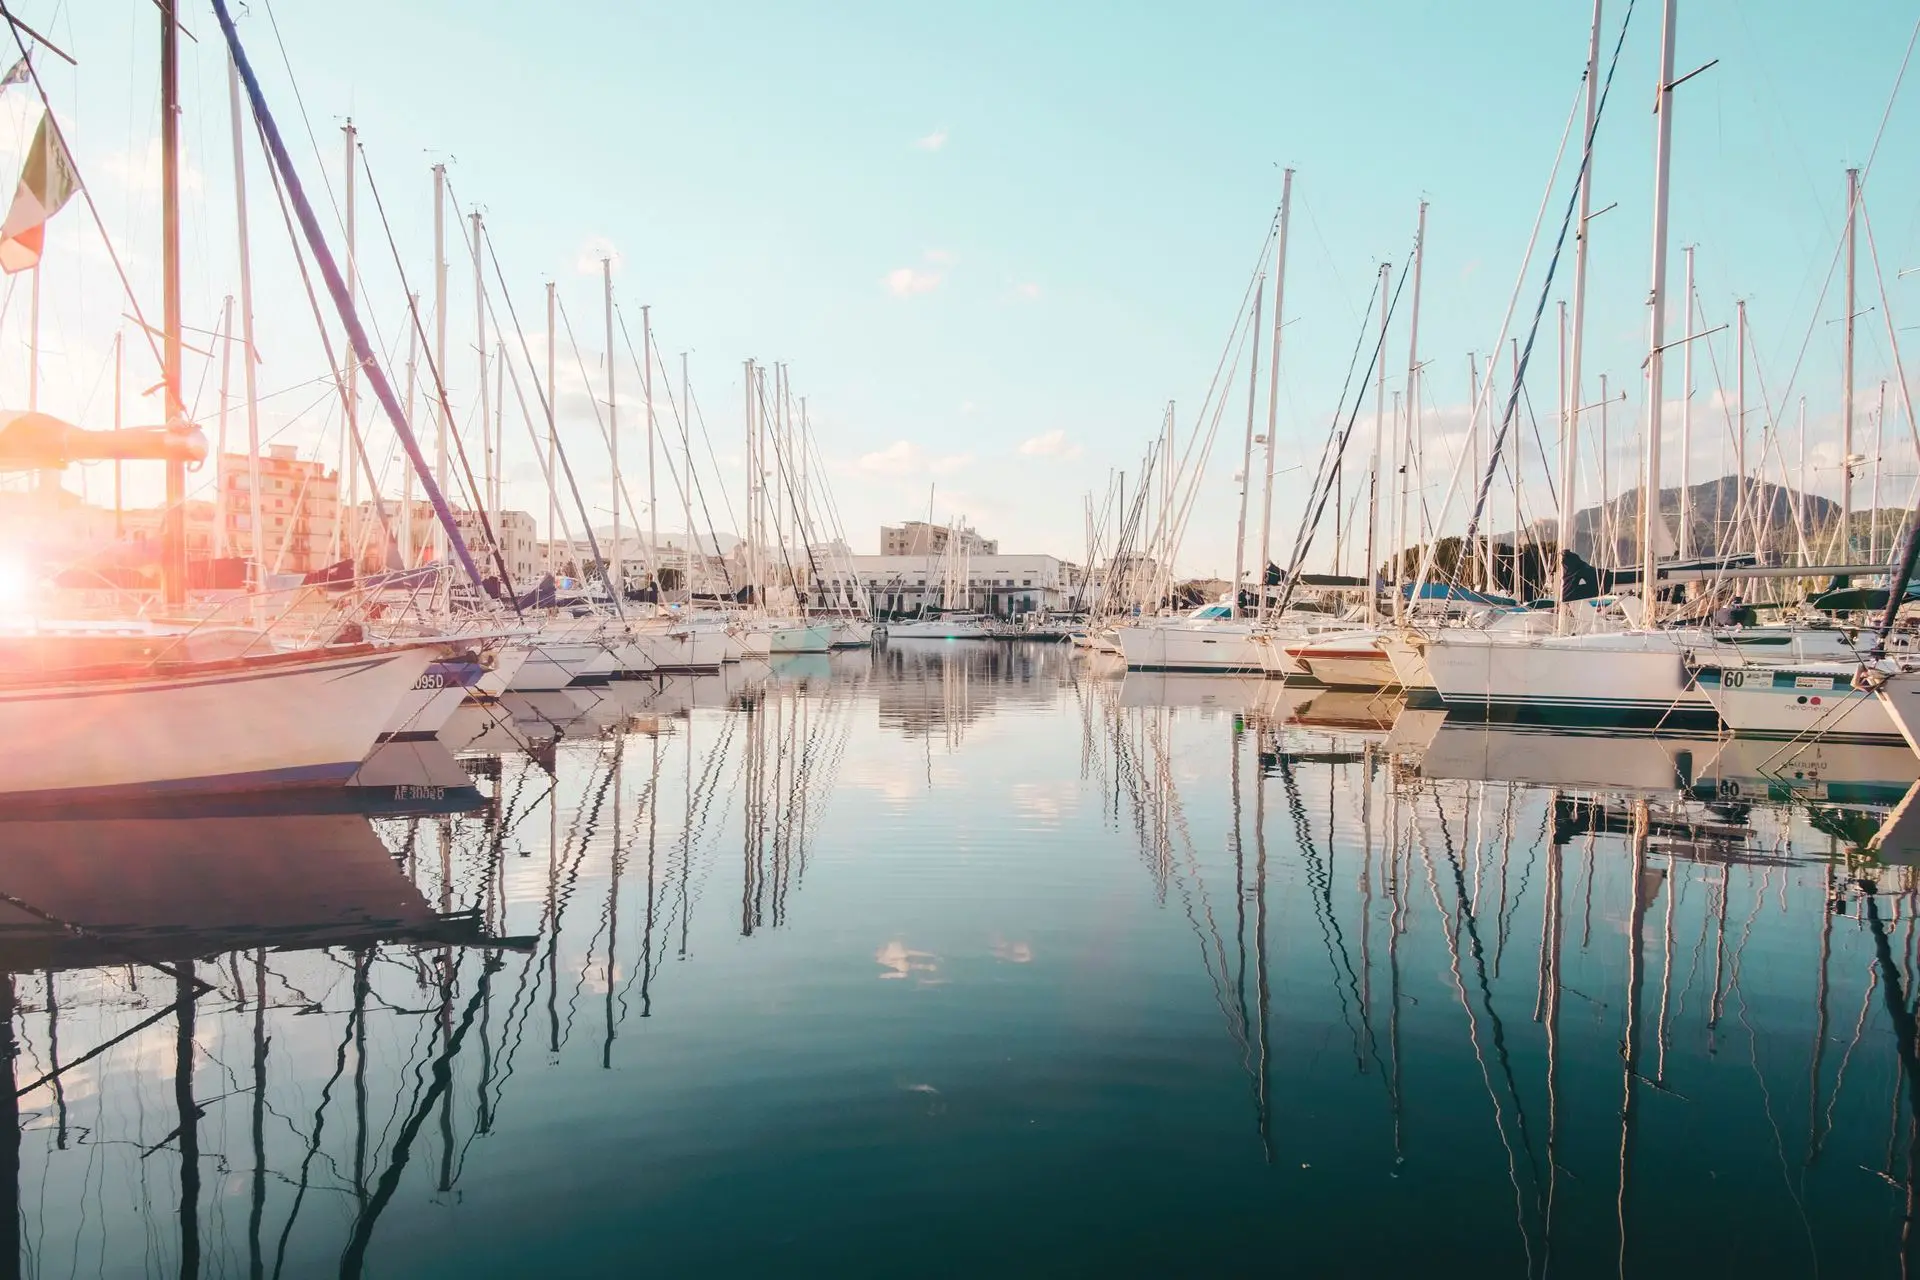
<box><xmin>0</xmin><ymin>112</ymin><xmax>79</xmax><ymax>274</ymax></box>
<box><xmin>0</xmin><ymin>56</ymin><xmax>29</xmax><ymax>94</ymax></box>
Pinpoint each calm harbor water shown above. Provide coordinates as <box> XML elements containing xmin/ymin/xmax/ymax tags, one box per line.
<box><xmin>8</xmin><ymin>641</ymin><xmax>1920</xmax><ymax>1277</ymax></box>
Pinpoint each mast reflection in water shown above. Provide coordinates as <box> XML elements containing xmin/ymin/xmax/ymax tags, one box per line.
<box><xmin>8</xmin><ymin>644</ymin><xmax>1920</xmax><ymax>1276</ymax></box>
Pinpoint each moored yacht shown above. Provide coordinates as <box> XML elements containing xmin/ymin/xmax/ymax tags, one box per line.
<box><xmin>1113</xmin><ymin>604</ymin><xmax>1261</xmax><ymax>673</ymax></box>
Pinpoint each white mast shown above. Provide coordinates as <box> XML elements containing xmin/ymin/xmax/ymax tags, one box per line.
<box><xmin>744</xmin><ymin>360</ymin><xmax>758</xmax><ymax>607</ymax></box>
<box><xmin>1257</xmin><ymin>169</ymin><xmax>1294</xmax><ymax>621</ymax></box>
<box><xmin>473</xmin><ymin>212</ymin><xmax>493</xmax><ymax>576</ymax></box>
<box><xmin>1735</xmin><ymin>303</ymin><xmax>1751</xmax><ymax>564</ymax></box>
<box><xmin>1640</xmin><ymin>0</ymin><xmax>1678</xmax><ymax>625</ymax></box>
<box><xmin>1873</xmin><ymin>378</ymin><xmax>1887</xmax><ymax>561</ymax></box>
<box><xmin>1400</xmin><ymin>202</ymin><xmax>1427</xmax><ymax>615</ymax></box>
<box><xmin>682</xmin><ymin>351</ymin><xmax>693</xmax><ymax>599</ymax></box>
<box><xmin>1678</xmin><ymin>245</ymin><xmax>1694</xmax><ymax>560</ymax></box>
<box><xmin>493</xmin><ymin>339</ymin><xmax>505</xmax><ymax>579</ymax></box>
<box><xmin>1230</xmin><ymin>277</ymin><xmax>1265</xmax><ymax>619</ymax></box>
<box><xmin>643</xmin><ymin>303</ymin><xmax>657</xmax><ymax>602</ymax></box>
<box><xmin>1556</xmin><ymin>300</ymin><xmax>1567</xmax><ymax>590</ymax></box>
<box><xmin>546</xmin><ymin>282</ymin><xmax>558</xmax><ymax>577</ymax></box>
<box><xmin>228</xmin><ymin>54</ymin><xmax>264</xmax><ymax>587</ymax></box>
<box><xmin>401</xmin><ymin>291</ymin><xmax>417</xmax><ymax>568</ymax></box>
<box><xmin>1843</xmin><ymin>166</ymin><xmax>1859</xmax><ymax>553</ymax></box>
<box><xmin>1371</xmin><ymin>263</ymin><xmax>1391</xmax><ymax>619</ymax></box>
<box><xmin>604</xmin><ymin>256</ymin><xmax>619</xmax><ymax>601</ymax></box>
<box><xmin>1599</xmin><ymin>373</ymin><xmax>1612</xmax><ymax>567</ymax></box>
<box><xmin>431</xmin><ymin>164</ymin><xmax>449</xmax><ymax>567</ymax></box>
<box><xmin>1511</xmin><ymin>338</ymin><xmax>1522</xmax><ymax>594</ymax></box>
<box><xmin>215</xmin><ymin>294</ymin><xmax>233</xmax><ymax>560</ymax></box>
<box><xmin>1467</xmin><ymin>353</ymin><xmax>1481</xmax><ymax>588</ymax></box>
<box><xmin>1561</xmin><ymin>0</ymin><xmax>1604</xmax><ymax>629</ymax></box>
<box><xmin>343</xmin><ymin>120</ymin><xmax>358</xmax><ymax>566</ymax></box>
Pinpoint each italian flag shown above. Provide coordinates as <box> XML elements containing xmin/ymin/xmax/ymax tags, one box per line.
<box><xmin>0</xmin><ymin>113</ymin><xmax>78</xmax><ymax>275</ymax></box>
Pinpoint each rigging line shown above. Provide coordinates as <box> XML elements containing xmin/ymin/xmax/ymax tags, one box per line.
<box><xmin>755</xmin><ymin>371</ymin><xmax>829</xmax><ymax>604</ymax></box>
<box><xmin>554</xmin><ymin>288</ymin><xmax>651</xmax><ymax>585</ymax></box>
<box><xmin>1458</xmin><ymin>0</ymin><xmax>1636</xmax><ymax>579</ymax></box>
<box><xmin>455</xmin><ymin>200</ymin><xmax>621</xmax><ymax>618</ymax></box>
<box><xmin>356</xmin><ymin>157</ymin><xmax>520</xmax><ymax>596</ymax></box>
<box><xmin>0</xmin><ymin>5</ymin><xmax>165</xmax><ymax>383</ymax></box>
<box><xmin>1276</xmin><ymin>257</ymin><xmax>1409</xmax><ymax>614</ymax></box>
<box><xmin>216</xmin><ymin>0</ymin><xmax>491</xmax><ymax>594</ymax></box>
<box><xmin>252</xmin><ymin>115</ymin><xmax>404</xmax><ymax>571</ymax></box>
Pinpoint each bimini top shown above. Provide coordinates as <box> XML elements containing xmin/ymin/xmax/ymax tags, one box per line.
<box><xmin>1399</xmin><ymin>582</ymin><xmax>1518</xmax><ymax>608</ymax></box>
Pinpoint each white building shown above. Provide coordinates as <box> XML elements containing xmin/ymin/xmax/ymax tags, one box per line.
<box><xmin>845</xmin><ymin>553</ymin><xmax>1082</xmax><ymax>616</ymax></box>
<box><xmin>879</xmin><ymin>520</ymin><xmax>998</xmax><ymax>557</ymax></box>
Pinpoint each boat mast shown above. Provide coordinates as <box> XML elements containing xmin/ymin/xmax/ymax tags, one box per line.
<box><xmin>1258</xmin><ymin>171</ymin><xmax>1294</xmax><ymax>621</ymax></box>
<box><xmin>1737</xmin><ymin>301</ymin><xmax>1754</xmax><ymax>560</ymax></box>
<box><xmin>1873</xmin><ymin>378</ymin><xmax>1886</xmax><ymax>560</ymax></box>
<box><xmin>604</xmin><ymin>256</ymin><xmax>619</xmax><ymax>601</ymax></box>
<box><xmin>215</xmin><ymin>295</ymin><xmax>233</xmax><ymax>560</ymax></box>
<box><xmin>343</xmin><ymin>119</ymin><xmax>359</xmax><ymax>567</ymax></box>
<box><xmin>1230</xmin><ymin>277</ymin><xmax>1265</xmax><ymax>619</ymax></box>
<box><xmin>1400</xmin><ymin>202</ymin><xmax>1427</xmax><ymax>617</ymax></box>
<box><xmin>432</xmin><ymin>164</ymin><xmax>449</xmax><ymax>569</ymax></box>
<box><xmin>1467</xmin><ymin>353</ymin><xmax>1480</xmax><ymax>587</ymax></box>
<box><xmin>644</xmin><ymin>303</ymin><xmax>657</xmax><ymax>600</ymax></box>
<box><xmin>473</xmin><ymin>212</ymin><xmax>493</xmax><ymax>571</ymax></box>
<box><xmin>1371</xmin><ymin>262</ymin><xmax>1391</xmax><ymax>621</ymax></box>
<box><xmin>1678</xmin><ymin>245</ymin><xmax>1693</xmax><ymax>560</ymax></box>
<box><xmin>547</xmin><ymin>282</ymin><xmax>558</xmax><ymax>578</ymax></box>
<box><xmin>160</xmin><ymin>0</ymin><xmax>187</xmax><ymax>604</ymax></box>
<box><xmin>1640</xmin><ymin>0</ymin><xmax>1678</xmax><ymax>626</ymax></box>
<box><xmin>401</xmin><ymin>291</ymin><xmax>417</xmax><ymax>567</ymax></box>
<box><xmin>682</xmin><ymin>351</ymin><xmax>693</xmax><ymax>599</ymax></box>
<box><xmin>1843</xmin><ymin>166</ymin><xmax>1859</xmax><ymax>553</ymax></box>
<box><xmin>1561</xmin><ymin>0</ymin><xmax>1603</xmax><ymax>630</ymax></box>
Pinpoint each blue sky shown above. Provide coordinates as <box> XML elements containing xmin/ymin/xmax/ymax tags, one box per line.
<box><xmin>6</xmin><ymin>0</ymin><xmax>1920</xmax><ymax>574</ymax></box>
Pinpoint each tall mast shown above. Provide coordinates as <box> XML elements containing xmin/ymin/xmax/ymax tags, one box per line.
<box><xmin>1873</xmin><ymin>379</ymin><xmax>1887</xmax><ymax>561</ymax></box>
<box><xmin>1511</xmin><ymin>337</ymin><xmax>1522</xmax><ymax>593</ymax></box>
<box><xmin>547</xmin><ymin>282</ymin><xmax>558</xmax><ymax>578</ymax></box>
<box><xmin>113</xmin><ymin>330</ymin><xmax>123</xmax><ymax>537</ymax></box>
<box><xmin>744</xmin><ymin>360</ymin><xmax>757</xmax><ymax>605</ymax></box>
<box><xmin>493</xmin><ymin>339</ymin><xmax>505</xmax><ymax>575</ymax></box>
<box><xmin>1678</xmin><ymin>245</ymin><xmax>1694</xmax><ymax>560</ymax></box>
<box><xmin>1230</xmin><ymin>277</ymin><xmax>1265</xmax><ymax>619</ymax></box>
<box><xmin>1555</xmin><ymin>300</ymin><xmax>1567</xmax><ymax>597</ymax></box>
<box><xmin>432</xmin><ymin>164</ymin><xmax>449</xmax><ymax>567</ymax></box>
<box><xmin>402</xmin><ymin>291</ymin><xmax>417</xmax><ymax>567</ymax></box>
<box><xmin>1400</xmin><ymin>202</ymin><xmax>1428</xmax><ymax>615</ymax></box>
<box><xmin>604</xmin><ymin>257</ymin><xmax>619</xmax><ymax>600</ymax></box>
<box><xmin>1599</xmin><ymin>374</ymin><xmax>1612</xmax><ymax>567</ymax></box>
<box><xmin>160</xmin><ymin>0</ymin><xmax>186</xmax><ymax>604</ymax></box>
<box><xmin>1640</xmin><ymin>0</ymin><xmax>1679</xmax><ymax>626</ymax></box>
<box><xmin>1371</xmin><ymin>263</ymin><xmax>1391</xmax><ymax>620</ymax></box>
<box><xmin>682</xmin><ymin>351</ymin><xmax>693</xmax><ymax>599</ymax></box>
<box><xmin>473</xmin><ymin>212</ymin><xmax>492</xmax><ymax>567</ymax></box>
<box><xmin>1467</xmin><ymin>353</ymin><xmax>1481</xmax><ymax>588</ymax></box>
<box><xmin>1737</xmin><ymin>301</ymin><xmax>1753</xmax><ymax>560</ymax></box>
<box><xmin>644</xmin><ymin>303</ymin><xmax>657</xmax><ymax>601</ymax></box>
<box><xmin>1843</xmin><ymin>166</ymin><xmax>1859</xmax><ymax>552</ymax></box>
<box><xmin>343</xmin><ymin>120</ymin><xmax>359</xmax><ymax>565</ymax></box>
<box><xmin>215</xmin><ymin>295</ymin><xmax>233</xmax><ymax>559</ymax></box>
<box><xmin>1257</xmin><ymin>170</ymin><xmax>1294</xmax><ymax>621</ymax></box>
<box><xmin>1562</xmin><ymin>0</ymin><xmax>1604</xmax><ymax>628</ymax></box>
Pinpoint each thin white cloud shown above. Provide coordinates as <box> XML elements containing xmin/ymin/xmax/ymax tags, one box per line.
<box><xmin>1018</xmin><ymin>429</ymin><xmax>1082</xmax><ymax>460</ymax></box>
<box><xmin>1014</xmin><ymin>281</ymin><xmax>1042</xmax><ymax>300</ymax></box>
<box><xmin>913</xmin><ymin>129</ymin><xmax>948</xmax><ymax>152</ymax></box>
<box><xmin>574</xmin><ymin>236</ymin><xmax>621</xmax><ymax>275</ymax></box>
<box><xmin>884</xmin><ymin>265</ymin><xmax>942</xmax><ymax>297</ymax></box>
<box><xmin>857</xmin><ymin>439</ymin><xmax>972</xmax><ymax>475</ymax></box>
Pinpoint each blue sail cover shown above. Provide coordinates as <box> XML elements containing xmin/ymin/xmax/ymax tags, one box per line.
<box><xmin>1400</xmin><ymin>583</ymin><xmax>1518</xmax><ymax>608</ymax></box>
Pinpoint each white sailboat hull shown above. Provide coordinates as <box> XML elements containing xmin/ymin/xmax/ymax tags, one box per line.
<box><xmin>1417</xmin><ymin>631</ymin><xmax>1718</xmax><ymax>730</ymax></box>
<box><xmin>0</xmin><ymin>645</ymin><xmax>438</xmax><ymax>803</ymax></box>
<box><xmin>1114</xmin><ymin>620</ymin><xmax>1262</xmax><ymax>673</ymax></box>
<box><xmin>509</xmin><ymin>638</ymin><xmax>616</xmax><ymax>690</ymax></box>
<box><xmin>1695</xmin><ymin>662</ymin><xmax>1898</xmax><ymax>745</ymax></box>
<box><xmin>1284</xmin><ymin>631</ymin><xmax>1396</xmax><ymax>690</ymax></box>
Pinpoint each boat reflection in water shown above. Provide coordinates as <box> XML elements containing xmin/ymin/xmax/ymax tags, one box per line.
<box><xmin>12</xmin><ymin>640</ymin><xmax>1920</xmax><ymax>1274</ymax></box>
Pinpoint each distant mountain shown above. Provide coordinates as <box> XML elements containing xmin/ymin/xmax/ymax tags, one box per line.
<box><xmin>1551</xmin><ymin>476</ymin><xmax>1854</xmax><ymax>563</ymax></box>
